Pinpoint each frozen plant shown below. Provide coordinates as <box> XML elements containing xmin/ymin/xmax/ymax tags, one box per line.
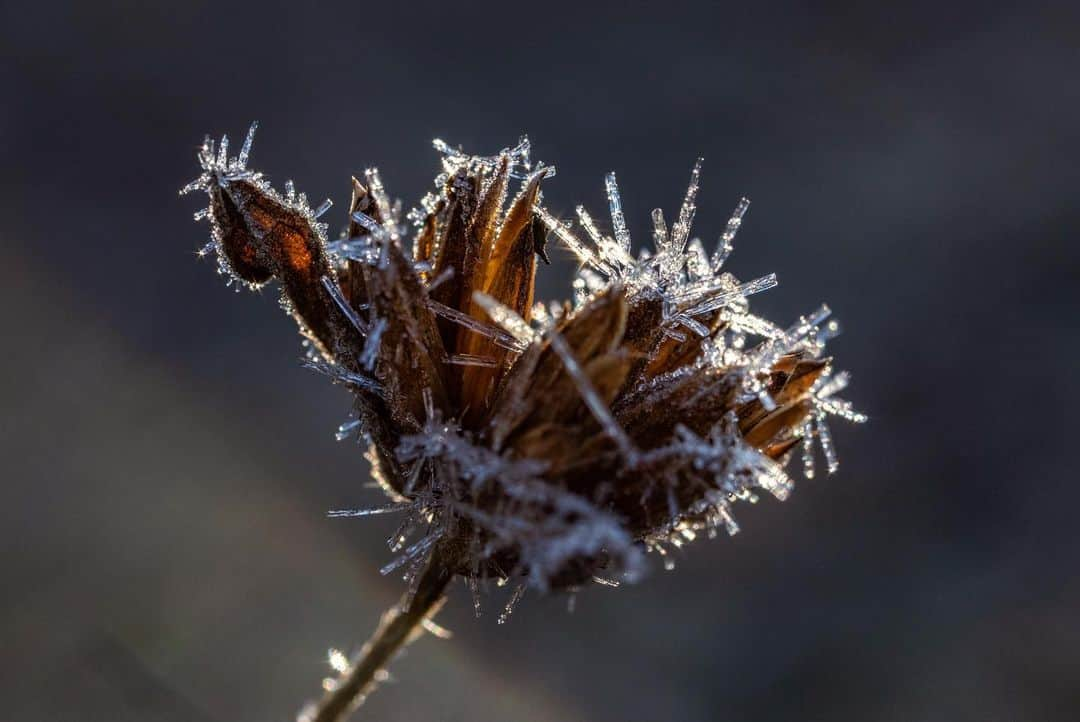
<box><xmin>181</xmin><ymin>123</ymin><xmax>865</xmax><ymax>721</ymax></box>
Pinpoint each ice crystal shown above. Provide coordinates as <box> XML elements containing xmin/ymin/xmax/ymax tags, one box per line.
<box><xmin>183</xmin><ymin>123</ymin><xmax>866</xmax><ymax>615</ymax></box>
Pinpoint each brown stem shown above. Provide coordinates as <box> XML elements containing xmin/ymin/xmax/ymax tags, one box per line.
<box><xmin>301</xmin><ymin>555</ymin><xmax>453</xmax><ymax>722</ymax></box>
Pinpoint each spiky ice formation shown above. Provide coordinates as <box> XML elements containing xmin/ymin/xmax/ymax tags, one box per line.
<box><xmin>182</xmin><ymin>123</ymin><xmax>865</xmax><ymax>609</ymax></box>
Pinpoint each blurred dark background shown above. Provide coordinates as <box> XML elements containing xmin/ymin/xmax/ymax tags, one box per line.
<box><xmin>3</xmin><ymin>1</ymin><xmax>1078</xmax><ymax>720</ymax></box>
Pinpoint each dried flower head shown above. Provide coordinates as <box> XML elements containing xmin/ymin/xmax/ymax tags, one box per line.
<box><xmin>183</xmin><ymin>123</ymin><xmax>864</xmax><ymax>718</ymax></box>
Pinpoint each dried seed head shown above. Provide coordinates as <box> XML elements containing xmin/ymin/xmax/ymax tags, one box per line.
<box><xmin>184</xmin><ymin>124</ymin><xmax>865</xmax><ymax>608</ymax></box>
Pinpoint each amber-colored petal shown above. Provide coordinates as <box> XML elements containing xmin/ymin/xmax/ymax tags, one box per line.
<box><xmin>764</xmin><ymin>436</ymin><xmax>801</xmax><ymax>460</ymax></box>
<box><xmin>452</xmin><ymin>158</ymin><xmax>509</xmax><ymax>316</ymax></box>
<box><xmin>528</xmin><ymin>349</ymin><xmax>631</xmax><ymax>437</ymax></box>
<box><xmin>209</xmin><ymin>179</ymin><xmax>363</xmax><ymax>365</ymax></box>
<box><xmin>774</xmin><ymin>357</ymin><xmax>830</xmax><ymax>405</ymax></box>
<box><xmin>500</xmin><ymin>288</ymin><xmax>628</xmax><ymax>451</ymax></box>
<box><xmin>508</xmin><ymin>349</ymin><xmax>630</xmax><ymax>475</ymax></box>
<box><xmin>738</xmin><ymin>356</ymin><xmax>828</xmax><ymax>431</ymax></box>
<box><xmin>469</xmin><ymin>155</ymin><xmax>511</xmax><ymax>261</ymax></box>
<box><xmin>556</xmin><ymin>286</ymin><xmax>628</xmax><ymax>358</ymax></box>
<box><xmin>742</xmin><ymin>400</ymin><xmax>812</xmax><ymax>449</ymax></box>
<box><xmin>475</xmin><ymin>171</ymin><xmax>544</xmax><ymax>320</ymax></box>
<box><xmin>642</xmin><ymin>313</ymin><xmax>727</xmax><ymax>380</ymax></box>
<box><xmin>770</xmin><ymin>352</ymin><xmax>803</xmax><ymax>376</ymax></box>
<box><xmin>429</xmin><ymin>169</ymin><xmax>479</xmax><ymax>354</ymax></box>
<box><xmin>458</xmin><ymin>171</ymin><xmax>544</xmax><ymax>427</ymax></box>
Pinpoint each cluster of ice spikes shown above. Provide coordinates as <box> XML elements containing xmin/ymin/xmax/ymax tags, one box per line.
<box><xmin>183</xmin><ymin>123</ymin><xmax>864</xmax><ymax>619</ymax></box>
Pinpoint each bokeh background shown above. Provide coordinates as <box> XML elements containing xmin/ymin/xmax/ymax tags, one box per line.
<box><xmin>3</xmin><ymin>2</ymin><xmax>1078</xmax><ymax>720</ymax></box>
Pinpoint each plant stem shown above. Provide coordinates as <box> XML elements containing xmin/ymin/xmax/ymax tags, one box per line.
<box><xmin>301</xmin><ymin>555</ymin><xmax>452</xmax><ymax>722</ymax></box>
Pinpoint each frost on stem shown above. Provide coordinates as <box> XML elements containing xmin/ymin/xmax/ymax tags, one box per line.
<box><xmin>184</xmin><ymin>122</ymin><xmax>866</xmax><ymax>607</ymax></box>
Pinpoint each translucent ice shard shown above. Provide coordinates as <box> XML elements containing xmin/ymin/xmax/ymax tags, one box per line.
<box><xmin>327</xmin><ymin>503</ymin><xmax>417</xmax><ymax>518</ymax></box>
<box><xmin>604</xmin><ymin>172</ymin><xmax>632</xmax><ymax>253</ymax></box>
<box><xmin>335</xmin><ymin>419</ymin><xmax>362</xmax><ymax>441</ymax></box>
<box><xmin>327</xmin><ymin>648</ymin><xmax>350</xmax><ymax>674</ymax></box>
<box><xmin>678</xmin><ymin>273</ymin><xmax>779</xmax><ymax>317</ymax></box>
<box><xmin>712</xmin><ymin>197</ymin><xmax>750</xmax><ymax>272</ymax></box>
<box><xmin>533</xmin><ymin>205</ymin><xmax>603</xmax><ymax>272</ymax></box>
<box><xmin>817</xmin><ymin>397</ymin><xmax>868</xmax><ymax>423</ymax></box>
<box><xmin>814</xmin><ymin>407</ymin><xmax>839</xmax><ymax>474</ymax></box>
<box><xmin>216</xmin><ymin>134</ymin><xmax>229</xmax><ymax>168</ymax></box>
<box><xmin>427</xmin><ymin>298</ymin><xmax>525</xmax><ymax>352</ymax></box>
<box><xmin>801</xmin><ymin>420</ymin><xmax>816</xmax><ymax>479</ymax></box>
<box><xmin>302</xmin><ymin>358</ymin><xmax>384</xmax><ymax>396</ymax></box>
<box><xmin>669</xmin><ymin>158</ymin><xmax>702</xmax><ymax>253</ymax></box>
<box><xmin>591</xmin><ymin>576</ymin><xmax>621</xmax><ymax>588</ymax></box>
<box><xmin>816</xmin><ymin>370</ymin><xmax>850</xmax><ymax>398</ymax></box>
<box><xmin>472</xmin><ymin>291</ymin><xmax>539</xmax><ymax>346</ymax></box>
<box><xmin>446</xmin><ymin>353</ymin><xmax>500</xmax><ymax>368</ymax></box>
<box><xmin>321</xmin><ymin>276</ymin><xmax>370</xmax><ymax>333</ymax></box>
<box><xmin>685</xmin><ymin>238</ymin><xmax>711</xmax><ymax>282</ymax></box>
<box><xmin>497</xmin><ymin>583</ymin><xmax>526</xmax><ymax>624</ymax></box>
<box><xmin>380</xmin><ymin>535</ymin><xmax>437</xmax><ymax>576</ymax></box>
<box><xmin>575</xmin><ymin>205</ymin><xmax>605</xmax><ymax>247</ymax></box>
<box><xmin>360</xmin><ymin>318</ymin><xmax>387</xmax><ymax>371</ymax></box>
<box><xmin>237</xmin><ymin>121</ymin><xmax>258</xmax><ymax>170</ymax></box>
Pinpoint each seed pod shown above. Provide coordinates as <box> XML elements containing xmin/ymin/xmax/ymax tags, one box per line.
<box><xmin>183</xmin><ymin>124</ymin><xmax>865</xmax><ymax>599</ymax></box>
